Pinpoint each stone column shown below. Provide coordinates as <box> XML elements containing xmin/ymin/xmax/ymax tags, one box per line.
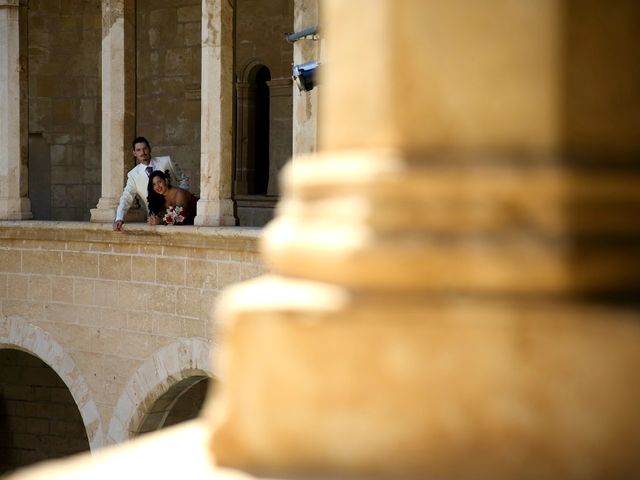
<box><xmin>195</xmin><ymin>0</ymin><xmax>235</xmax><ymax>226</ymax></box>
<box><xmin>291</xmin><ymin>0</ymin><xmax>319</xmax><ymax>157</ymax></box>
<box><xmin>0</xmin><ymin>0</ymin><xmax>31</xmax><ymax>220</ymax></box>
<box><xmin>90</xmin><ymin>0</ymin><xmax>135</xmax><ymax>223</ymax></box>
<box><xmin>208</xmin><ymin>1</ymin><xmax>640</xmax><ymax>479</ymax></box>
<box><xmin>265</xmin><ymin>77</ymin><xmax>292</xmax><ymax>196</ymax></box>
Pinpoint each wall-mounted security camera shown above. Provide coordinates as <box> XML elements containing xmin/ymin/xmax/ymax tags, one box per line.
<box><xmin>292</xmin><ymin>61</ymin><xmax>319</xmax><ymax>92</ymax></box>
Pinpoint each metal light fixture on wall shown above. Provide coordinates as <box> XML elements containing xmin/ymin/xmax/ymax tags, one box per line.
<box><xmin>286</xmin><ymin>26</ymin><xmax>320</xmax><ymax>93</ymax></box>
<box><xmin>292</xmin><ymin>61</ymin><xmax>319</xmax><ymax>92</ymax></box>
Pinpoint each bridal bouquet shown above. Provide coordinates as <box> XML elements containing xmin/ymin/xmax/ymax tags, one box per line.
<box><xmin>162</xmin><ymin>205</ymin><xmax>185</xmax><ymax>225</ymax></box>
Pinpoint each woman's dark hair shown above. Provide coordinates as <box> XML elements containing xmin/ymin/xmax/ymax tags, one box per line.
<box><xmin>147</xmin><ymin>170</ymin><xmax>171</xmax><ymax>216</ymax></box>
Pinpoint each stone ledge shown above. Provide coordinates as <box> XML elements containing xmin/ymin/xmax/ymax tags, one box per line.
<box><xmin>0</xmin><ymin>221</ymin><xmax>262</xmax><ymax>252</ymax></box>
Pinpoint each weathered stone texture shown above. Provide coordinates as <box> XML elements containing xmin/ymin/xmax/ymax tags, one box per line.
<box><xmin>236</xmin><ymin>0</ymin><xmax>294</xmax><ymax>80</ymax></box>
<box><xmin>136</xmin><ymin>0</ymin><xmax>202</xmax><ymax>192</ymax></box>
<box><xmin>234</xmin><ymin>0</ymin><xmax>295</xmax><ymax>226</ymax></box>
<box><xmin>0</xmin><ymin>222</ymin><xmax>265</xmax><ymax>451</ymax></box>
<box><xmin>27</xmin><ymin>0</ymin><xmax>101</xmax><ymax>221</ymax></box>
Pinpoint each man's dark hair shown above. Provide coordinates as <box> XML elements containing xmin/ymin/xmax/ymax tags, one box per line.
<box><xmin>132</xmin><ymin>136</ymin><xmax>151</xmax><ymax>150</ymax></box>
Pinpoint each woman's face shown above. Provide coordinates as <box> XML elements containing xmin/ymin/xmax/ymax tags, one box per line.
<box><xmin>152</xmin><ymin>176</ymin><xmax>168</xmax><ymax>195</ymax></box>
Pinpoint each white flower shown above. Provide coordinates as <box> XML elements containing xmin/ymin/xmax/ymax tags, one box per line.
<box><xmin>162</xmin><ymin>206</ymin><xmax>185</xmax><ymax>225</ymax></box>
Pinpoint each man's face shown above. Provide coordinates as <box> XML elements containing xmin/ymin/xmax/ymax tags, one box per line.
<box><xmin>133</xmin><ymin>142</ymin><xmax>151</xmax><ymax>165</ymax></box>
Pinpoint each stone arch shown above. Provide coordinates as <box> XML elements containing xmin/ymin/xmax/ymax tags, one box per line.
<box><xmin>134</xmin><ymin>375</ymin><xmax>210</xmax><ymax>436</ymax></box>
<box><xmin>0</xmin><ymin>317</ymin><xmax>104</xmax><ymax>450</ymax></box>
<box><xmin>107</xmin><ymin>338</ymin><xmax>214</xmax><ymax>445</ymax></box>
<box><xmin>239</xmin><ymin>58</ymin><xmax>270</xmax><ymax>84</ymax></box>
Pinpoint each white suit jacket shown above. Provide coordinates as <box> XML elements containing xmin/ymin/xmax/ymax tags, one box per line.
<box><xmin>115</xmin><ymin>156</ymin><xmax>189</xmax><ymax>221</ymax></box>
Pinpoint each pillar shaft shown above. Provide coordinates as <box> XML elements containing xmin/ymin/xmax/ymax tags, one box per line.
<box><xmin>0</xmin><ymin>0</ymin><xmax>31</xmax><ymax>220</ymax></box>
<box><xmin>321</xmin><ymin>0</ymin><xmax>563</xmax><ymax>152</ymax></box>
<box><xmin>262</xmin><ymin>0</ymin><xmax>639</xmax><ymax>295</ymax></box>
<box><xmin>90</xmin><ymin>0</ymin><xmax>135</xmax><ymax>223</ymax></box>
<box><xmin>195</xmin><ymin>0</ymin><xmax>235</xmax><ymax>226</ymax></box>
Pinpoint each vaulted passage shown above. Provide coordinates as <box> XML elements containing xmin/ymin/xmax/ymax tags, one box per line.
<box><xmin>0</xmin><ymin>349</ymin><xmax>90</xmax><ymax>475</ymax></box>
<box><xmin>135</xmin><ymin>376</ymin><xmax>210</xmax><ymax>436</ymax></box>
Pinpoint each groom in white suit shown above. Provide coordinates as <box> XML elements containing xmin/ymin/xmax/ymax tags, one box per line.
<box><xmin>112</xmin><ymin>136</ymin><xmax>189</xmax><ymax>231</ymax></box>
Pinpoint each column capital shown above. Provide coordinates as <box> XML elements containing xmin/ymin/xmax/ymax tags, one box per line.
<box><xmin>266</xmin><ymin>77</ymin><xmax>293</xmax><ymax>97</ymax></box>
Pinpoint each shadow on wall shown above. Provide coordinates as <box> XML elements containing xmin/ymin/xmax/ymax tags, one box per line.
<box><xmin>0</xmin><ymin>349</ymin><xmax>90</xmax><ymax>475</ymax></box>
<box><xmin>561</xmin><ymin>0</ymin><xmax>640</xmax><ymax>303</ymax></box>
<box><xmin>133</xmin><ymin>377</ymin><xmax>210</xmax><ymax>437</ymax></box>
<box><xmin>27</xmin><ymin>134</ymin><xmax>51</xmax><ymax>221</ymax></box>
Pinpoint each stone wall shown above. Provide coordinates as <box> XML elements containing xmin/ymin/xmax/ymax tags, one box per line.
<box><xmin>236</xmin><ymin>0</ymin><xmax>294</xmax><ymax>82</ymax></box>
<box><xmin>27</xmin><ymin>0</ymin><xmax>102</xmax><ymax>221</ymax></box>
<box><xmin>136</xmin><ymin>0</ymin><xmax>202</xmax><ymax>194</ymax></box>
<box><xmin>0</xmin><ymin>223</ymin><xmax>265</xmax><ymax>449</ymax></box>
<box><xmin>235</xmin><ymin>0</ymin><xmax>294</xmax><ymax>225</ymax></box>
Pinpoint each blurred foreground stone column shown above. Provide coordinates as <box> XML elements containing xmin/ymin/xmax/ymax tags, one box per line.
<box><xmin>209</xmin><ymin>1</ymin><xmax>640</xmax><ymax>479</ymax></box>
<box><xmin>195</xmin><ymin>0</ymin><xmax>235</xmax><ymax>226</ymax></box>
<box><xmin>0</xmin><ymin>0</ymin><xmax>31</xmax><ymax>220</ymax></box>
<box><xmin>90</xmin><ymin>0</ymin><xmax>135</xmax><ymax>223</ymax></box>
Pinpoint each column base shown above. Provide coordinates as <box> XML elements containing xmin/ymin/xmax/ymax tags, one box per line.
<box><xmin>90</xmin><ymin>208</ymin><xmax>116</xmax><ymax>223</ymax></box>
<box><xmin>209</xmin><ymin>274</ymin><xmax>640</xmax><ymax>479</ymax></box>
<box><xmin>90</xmin><ymin>196</ymin><xmax>118</xmax><ymax>223</ymax></box>
<box><xmin>194</xmin><ymin>199</ymin><xmax>236</xmax><ymax>226</ymax></box>
<box><xmin>0</xmin><ymin>197</ymin><xmax>32</xmax><ymax>220</ymax></box>
<box><xmin>91</xmin><ymin>197</ymin><xmax>148</xmax><ymax>223</ymax></box>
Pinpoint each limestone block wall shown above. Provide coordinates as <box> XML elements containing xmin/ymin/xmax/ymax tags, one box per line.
<box><xmin>236</xmin><ymin>0</ymin><xmax>294</xmax><ymax>175</ymax></box>
<box><xmin>266</xmin><ymin>78</ymin><xmax>293</xmax><ymax>197</ymax></box>
<box><xmin>0</xmin><ymin>222</ymin><xmax>264</xmax><ymax>448</ymax></box>
<box><xmin>236</xmin><ymin>0</ymin><xmax>294</xmax><ymax>81</ymax></box>
<box><xmin>27</xmin><ymin>0</ymin><xmax>102</xmax><ymax>221</ymax></box>
<box><xmin>235</xmin><ymin>0</ymin><xmax>294</xmax><ymax>225</ymax></box>
<box><xmin>136</xmin><ymin>0</ymin><xmax>202</xmax><ymax>193</ymax></box>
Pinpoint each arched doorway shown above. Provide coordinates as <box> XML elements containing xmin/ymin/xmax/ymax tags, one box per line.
<box><xmin>0</xmin><ymin>348</ymin><xmax>90</xmax><ymax>474</ymax></box>
<box><xmin>233</xmin><ymin>0</ymin><xmax>294</xmax><ymax>227</ymax></box>
<box><xmin>234</xmin><ymin>63</ymin><xmax>278</xmax><ymax>226</ymax></box>
<box><xmin>133</xmin><ymin>376</ymin><xmax>210</xmax><ymax>436</ymax></box>
<box><xmin>235</xmin><ymin>63</ymin><xmax>272</xmax><ymax>195</ymax></box>
<box><xmin>251</xmin><ymin>65</ymin><xmax>272</xmax><ymax>196</ymax></box>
